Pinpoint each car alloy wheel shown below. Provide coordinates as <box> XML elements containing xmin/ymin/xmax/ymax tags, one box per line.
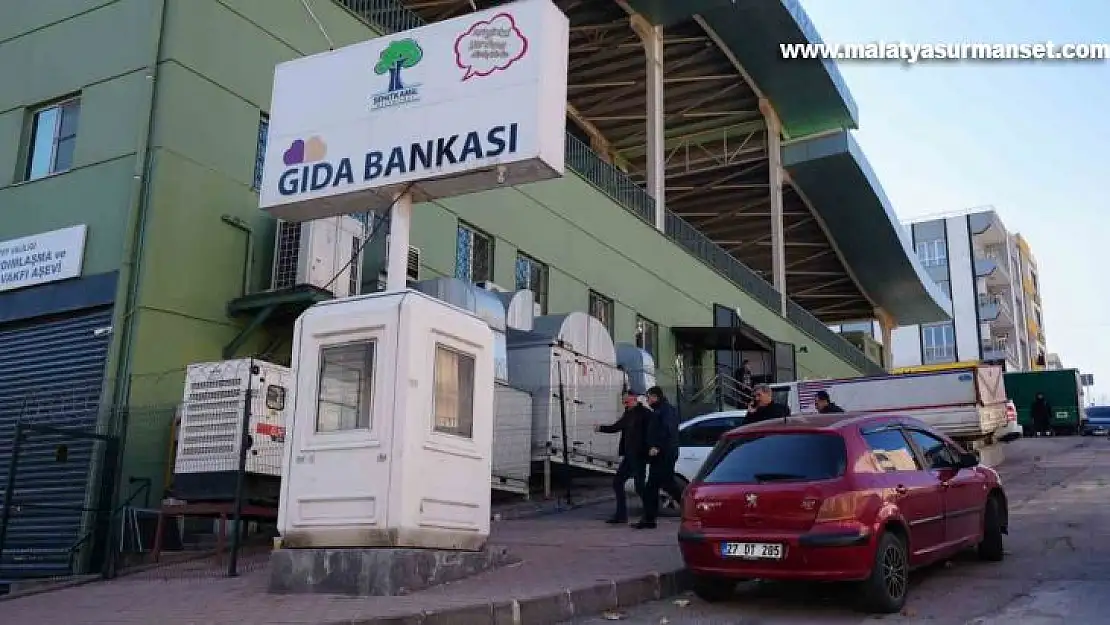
<box><xmin>881</xmin><ymin>539</ymin><xmax>908</xmax><ymax>601</ymax></box>
<box><xmin>860</xmin><ymin>532</ymin><xmax>909</xmax><ymax>614</ymax></box>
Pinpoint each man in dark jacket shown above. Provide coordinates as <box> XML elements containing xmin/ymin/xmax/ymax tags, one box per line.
<box><xmin>595</xmin><ymin>391</ymin><xmax>651</xmax><ymax>523</ymax></box>
<box><xmin>743</xmin><ymin>384</ymin><xmax>791</xmax><ymax>425</ymax></box>
<box><xmin>636</xmin><ymin>386</ymin><xmax>684</xmax><ymax>529</ymax></box>
<box><xmin>1031</xmin><ymin>392</ymin><xmax>1053</xmax><ymax>436</ymax></box>
<box><xmin>814</xmin><ymin>390</ymin><xmax>845</xmax><ymax>414</ymax></box>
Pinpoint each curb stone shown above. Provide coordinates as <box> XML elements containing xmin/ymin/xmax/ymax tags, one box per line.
<box><xmin>338</xmin><ymin>569</ymin><xmax>690</xmax><ymax>625</ymax></box>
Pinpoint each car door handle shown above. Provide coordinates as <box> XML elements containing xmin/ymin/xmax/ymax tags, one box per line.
<box><xmin>894</xmin><ymin>485</ymin><xmax>908</xmax><ymax>495</ymax></box>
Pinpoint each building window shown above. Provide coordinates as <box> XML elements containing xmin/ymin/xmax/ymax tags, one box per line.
<box><xmin>455</xmin><ymin>223</ymin><xmax>494</xmax><ymax>284</ymax></box>
<box><xmin>316</xmin><ymin>341</ymin><xmax>375</xmax><ymax>433</ymax></box>
<box><xmin>921</xmin><ymin>323</ymin><xmax>955</xmax><ymax>363</ymax></box>
<box><xmin>252</xmin><ymin>113</ymin><xmax>269</xmax><ymax>191</ymax></box>
<box><xmin>635</xmin><ymin>316</ymin><xmax>659</xmax><ymax>360</ymax></box>
<box><xmin>588</xmin><ymin>290</ymin><xmax>614</xmax><ymax>336</ymax></box>
<box><xmin>515</xmin><ymin>252</ymin><xmax>549</xmax><ymax>314</ymax></box>
<box><xmin>934</xmin><ymin>279</ymin><xmax>951</xmax><ymax>298</ymax></box>
<box><xmin>916</xmin><ymin>239</ymin><xmax>947</xmax><ymax>267</ymax></box>
<box><xmin>25</xmin><ymin>98</ymin><xmax>81</xmax><ymax>181</ymax></box>
<box><xmin>433</xmin><ymin>345</ymin><xmax>476</xmax><ymax>438</ymax></box>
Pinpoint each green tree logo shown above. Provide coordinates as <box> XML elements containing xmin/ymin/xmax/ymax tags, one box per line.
<box><xmin>375</xmin><ymin>39</ymin><xmax>423</xmax><ymax>93</ymax></box>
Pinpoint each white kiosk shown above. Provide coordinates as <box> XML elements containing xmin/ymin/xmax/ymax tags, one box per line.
<box><xmin>260</xmin><ymin>0</ymin><xmax>568</xmax><ymax>596</ymax></box>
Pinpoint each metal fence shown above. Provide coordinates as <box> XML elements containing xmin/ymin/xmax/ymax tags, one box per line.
<box><xmin>0</xmin><ymin>393</ymin><xmax>124</xmax><ymax>585</ymax></box>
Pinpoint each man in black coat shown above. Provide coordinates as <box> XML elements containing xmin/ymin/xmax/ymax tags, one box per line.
<box><xmin>1031</xmin><ymin>392</ymin><xmax>1053</xmax><ymax>436</ymax></box>
<box><xmin>595</xmin><ymin>391</ymin><xmax>651</xmax><ymax>523</ymax></box>
<box><xmin>635</xmin><ymin>386</ymin><xmax>685</xmax><ymax>529</ymax></box>
<box><xmin>814</xmin><ymin>390</ymin><xmax>845</xmax><ymax>414</ymax></box>
<box><xmin>743</xmin><ymin>383</ymin><xmax>791</xmax><ymax>425</ymax></box>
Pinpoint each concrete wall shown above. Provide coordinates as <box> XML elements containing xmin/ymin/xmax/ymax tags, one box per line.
<box><xmin>946</xmin><ymin>215</ymin><xmax>980</xmax><ymax>362</ymax></box>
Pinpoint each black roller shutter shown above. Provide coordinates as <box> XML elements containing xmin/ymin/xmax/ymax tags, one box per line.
<box><xmin>0</xmin><ymin>306</ymin><xmax>113</xmax><ymax>579</ymax></box>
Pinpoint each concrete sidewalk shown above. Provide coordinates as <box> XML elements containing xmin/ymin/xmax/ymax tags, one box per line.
<box><xmin>1</xmin><ymin>505</ymin><xmax>685</xmax><ymax>625</ymax></box>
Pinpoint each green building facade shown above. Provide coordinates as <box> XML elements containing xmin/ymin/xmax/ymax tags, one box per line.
<box><xmin>0</xmin><ymin>0</ymin><xmax>898</xmax><ymax>578</ymax></box>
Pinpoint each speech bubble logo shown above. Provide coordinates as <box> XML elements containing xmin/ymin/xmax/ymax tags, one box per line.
<box><xmin>454</xmin><ymin>12</ymin><xmax>529</xmax><ymax>81</ymax></box>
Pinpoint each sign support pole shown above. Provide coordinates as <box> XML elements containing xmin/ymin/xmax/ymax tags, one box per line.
<box><xmin>385</xmin><ymin>191</ymin><xmax>413</xmax><ymax>292</ymax></box>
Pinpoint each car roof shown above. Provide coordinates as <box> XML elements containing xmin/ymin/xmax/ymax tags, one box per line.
<box><xmin>723</xmin><ymin>412</ymin><xmax>932</xmax><ymax>437</ymax></box>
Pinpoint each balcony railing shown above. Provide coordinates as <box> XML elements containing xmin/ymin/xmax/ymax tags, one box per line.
<box><xmin>335</xmin><ymin>0</ymin><xmax>879</xmax><ymax>375</ymax></box>
<box><xmin>978</xmin><ymin>293</ymin><xmax>1012</xmax><ymax>324</ymax></box>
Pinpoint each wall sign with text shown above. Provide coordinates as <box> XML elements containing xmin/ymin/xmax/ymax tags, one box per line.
<box><xmin>0</xmin><ymin>224</ymin><xmax>88</xmax><ymax>293</ymax></box>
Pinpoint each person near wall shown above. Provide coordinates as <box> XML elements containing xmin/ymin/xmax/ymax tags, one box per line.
<box><xmin>743</xmin><ymin>383</ymin><xmax>791</xmax><ymax>425</ymax></box>
<box><xmin>595</xmin><ymin>391</ymin><xmax>651</xmax><ymax>524</ymax></box>
<box><xmin>1031</xmin><ymin>392</ymin><xmax>1053</xmax><ymax>436</ymax></box>
<box><xmin>814</xmin><ymin>390</ymin><xmax>845</xmax><ymax>414</ymax></box>
<box><xmin>635</xmin><ymin>386</ymin><xmax>684</xmax><ymax>530</ymax></box>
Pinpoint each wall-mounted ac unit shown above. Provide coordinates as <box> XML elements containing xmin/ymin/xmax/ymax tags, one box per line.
<box><xmin>377</xmin><ymin>235</ymin><xmax>421</xmax><ymax>289</ymax></box>
<box><xmin>271</xmin><ymin>215</ymin><xmax>365</xmax><ymax>298</ymax></box>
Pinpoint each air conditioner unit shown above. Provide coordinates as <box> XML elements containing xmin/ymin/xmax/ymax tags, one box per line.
<box><xmin>172</xmin><ymin>359</ymin><xmax>292</xmax><ymax>504</ymax></box>
<box><xmin>271</xmin><ymin>215</ymin><xmax>366</xmax><ymax>298</ymax></box>
<box><xmin>377</xmin><ymin>236</ymin><xmax>421</xmax><ymax>289</ymax></box>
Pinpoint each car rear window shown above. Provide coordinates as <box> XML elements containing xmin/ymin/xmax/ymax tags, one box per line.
<box><xmin>697</xmin><ymin>433</ymin><xmax>847</xmax><ymax>484</ymax></box>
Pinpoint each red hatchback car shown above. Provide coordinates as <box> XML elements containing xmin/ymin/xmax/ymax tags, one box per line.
<box><xmin>678</xmin><ymin>413</ymin><xmax>1008</xmax><ymax>613</ymax></box>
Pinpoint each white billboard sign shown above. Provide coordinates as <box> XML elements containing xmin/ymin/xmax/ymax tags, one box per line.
<box><xmin>260</xmin><ymin>0</ymin><xmax>570</xmax><ymax>221</ymax></box>
<box><xmin>0</xmin><ymin>224</ymin><xmax>87</xmax><ymax>293</ymax></box>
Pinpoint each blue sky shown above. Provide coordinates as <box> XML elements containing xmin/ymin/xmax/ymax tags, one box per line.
<box><xmin>799</xmin><ymin>0</ymin><xmax>1110</xmax><ymax>403</ymax></box>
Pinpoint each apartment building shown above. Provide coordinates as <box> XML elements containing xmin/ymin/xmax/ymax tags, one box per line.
<box><xmin>1014</xmin><ymin>234</ymin><xmax>1048</xmax><ymax>367</ymax></box>
<box><xmin>890</xmin><ymin>208</ymin><xmax>1046</xmax><ymax>370</ymax></box>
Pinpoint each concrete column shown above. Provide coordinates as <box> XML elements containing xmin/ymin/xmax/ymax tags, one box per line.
<box><xmin>760</xmin><ymin>99</ymin><xmax>787</xmax><ymax>314</ymax></box>
<box><xmin>632</xmin><ymin>15</ymin><xmax>665</xmax><ymax>231</ymax></box>
<box><xmin>875</xmin><ymin>308</ymin><xmax>895</xmax><ymax>371</ymax></box>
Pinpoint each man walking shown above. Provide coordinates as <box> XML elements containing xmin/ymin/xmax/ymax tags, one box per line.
<box><xmin>636</xmin><ymin>386</ymin><xmax>684</xmax><ymax>530</ymax></box>
<box><xmin>743</xmin><ymin>383</ymin><xmax>791</xmax><ymax>425</ymax></box>
<box><xmin>595</xmin><ymin>391</ymin><xmax>651</xmax><ymax>524</ymax></box>
<box><xmin>814</xmin><ymin>390</ymin><xmax>845</xmax><ymax>414</ymax></box>
<box><xmin>1031</xmin><ymin>392</ymin><xmax>1053</xmax><ymax>437</ymax></box>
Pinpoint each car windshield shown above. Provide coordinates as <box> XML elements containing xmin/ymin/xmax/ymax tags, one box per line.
<box><xmin>698</xmin><ymin>433</ymin><xmax>847</xmax><ymax>484</ymax></box>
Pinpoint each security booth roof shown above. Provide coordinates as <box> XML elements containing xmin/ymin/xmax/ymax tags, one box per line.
<box><xmin>782</xmin><ymin>131</ymin><xmax>952</xmax><ymax>326</ymax></box>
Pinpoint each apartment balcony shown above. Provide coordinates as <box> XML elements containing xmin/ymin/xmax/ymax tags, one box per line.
<box><xmin>979</xmin><ymin>293</ymin><xmax>1013</xmax><ymax>328</ymax></box>
<box><xmin>981</xmin><ymin>341</ymin><xmax>1015</xmax><ymax>365</ymax></box>
<box><xmin>968</xmin><ymin>209</ymin><xmax>1009</xmax><ymax>246</ymax></box>
<box><xmin>974</xmin><ymin>257</ymin><xmax>1009</xmax><ymax>289</ymax></box>
<box><xmin>978</xmin><ymin>244</ymin><xmax>1011</xmax><ymax>279</ymax></box>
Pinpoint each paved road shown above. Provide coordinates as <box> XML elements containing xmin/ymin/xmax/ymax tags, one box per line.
<box><xmin>570</xmin><ymin>436</ymin><xmax>1110</xmax><ymax>624</ymax></box>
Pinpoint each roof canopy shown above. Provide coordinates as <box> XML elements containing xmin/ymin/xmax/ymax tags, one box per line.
<box><xmin>782</xmin><ymin>131</ymin><xmax>952</xmax><ymax>325</ymax></box>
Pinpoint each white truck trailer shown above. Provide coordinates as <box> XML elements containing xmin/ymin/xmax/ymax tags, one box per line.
<box><xmin>771</xmin><ymin>364</ymin><xmax>1010</xmax><ymax>444</ymax></box>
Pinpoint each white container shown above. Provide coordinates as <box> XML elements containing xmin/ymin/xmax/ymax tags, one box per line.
<box><xmin>278</xmin><ymin>290</ymin><xmax>495</xmax><ymax>551</ymax></box>
<box><xmin>491</xmin><ymin>383</ymin><xmax>533</xmax><ymax>495</ymax></box>
<box><xmin>173</xmin><ymin>359</ymin><xmax>291</xmax><ymax>502</ymax></box>
<box><xmin>506</xmin><ymin>313</ymin><xmax>627</xmax><ymax>474</ymax></box>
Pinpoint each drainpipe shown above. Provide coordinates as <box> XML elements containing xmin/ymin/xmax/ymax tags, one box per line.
<box><xmin>105</xmin><ymin>0</ymin><xmax>168</xmax><ymax>414</ymax></box>
<box><xmin>221</xmin><ymin>215</ymin><xmax>253</xmax><ymax>296</ymax></box>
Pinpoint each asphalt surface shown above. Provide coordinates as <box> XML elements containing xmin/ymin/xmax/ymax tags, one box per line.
<box><xmin>568</xmin><ymin>436</ymin><xmax>1110</xmax><ymax>624</ymax></box>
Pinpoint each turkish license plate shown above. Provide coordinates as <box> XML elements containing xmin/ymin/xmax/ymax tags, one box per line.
<box><xmin>720</xmin><ymin>542</ymin><xmax>784</xmax><ymax>560</ymax></box>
